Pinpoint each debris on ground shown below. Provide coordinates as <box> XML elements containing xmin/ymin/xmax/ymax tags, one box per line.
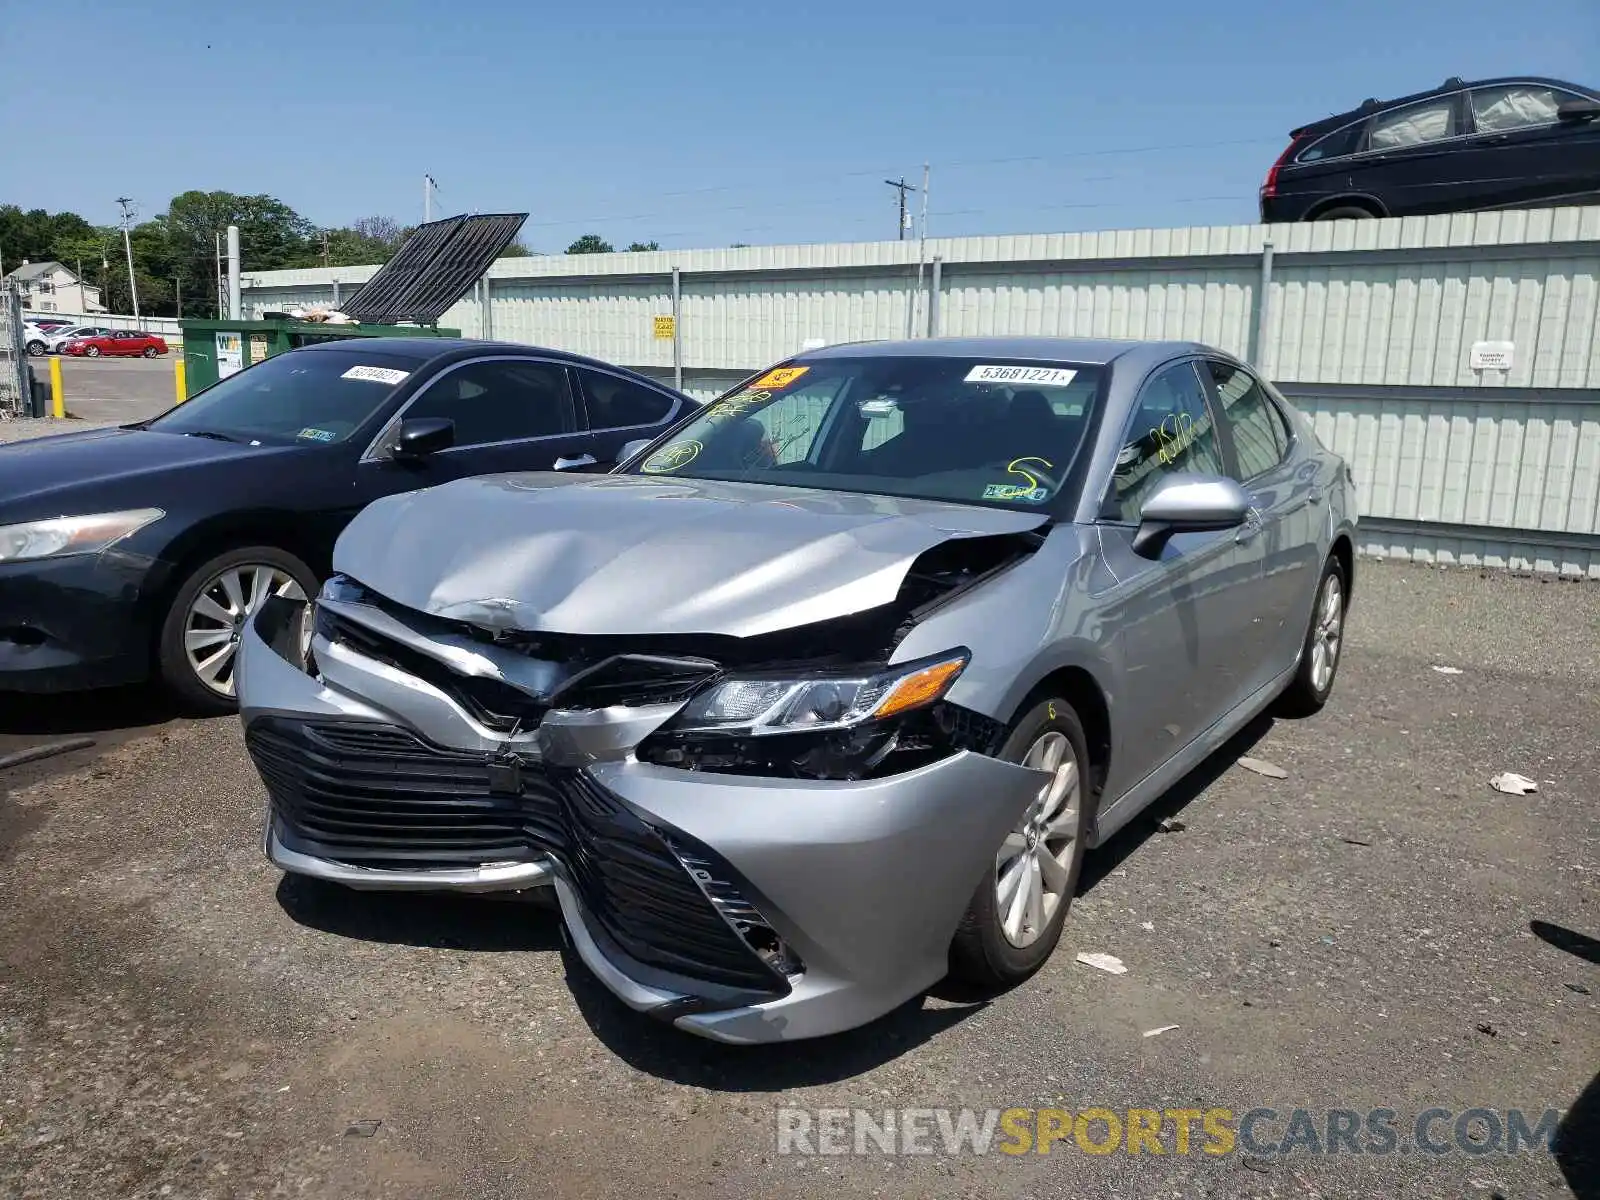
<box><xmin>1432</xmin><ymin>665</ymin><xmax>1464</xmax><ymax>675</ymax></box>
<box><xmin>1475</xmin><ymin>1022</ymin><xmax>1498</xmax><ymax>1037</ymax></box>
<box><xmin>1338</xmin><ymin>836</ymin><xmax>1373</xmax><ymax>847</ymax></box>
<box><xmin>0</xmin><ymin>737</ymin><xmax>97</xmax><ymax>773</ymax></box>
<box><xmin>1142</xmin><ymin>1024</ymin><xmax>1179</xmax><ymax>1038</ymax></box>
<box><xmin>1237</xmin><ymin>756</ymin><xmax>1288</xmax><ymax>779</ymax></box>
<box><xmin>1156</xmin><ymin>817</ymin><xmax>1186</xmax><ymax>833</ymax></box>
<box><xmin>1488</xmin><ymin>772</ymin><xmax>1539</xmax><ymax>795</ymax></box>
<box><xmin>1140</xmin><ymin>921</ymin><xmax>1155</xmax><ymax>932</ymax></box>
<box><xmin>1075</xmin><ymin>952</ymin><xmax>1128</xmax><ymax>975</ymax></box>
<box><xmin>1565</xmin><ymin>982</ymin><xmax>1591</xmax><ymax>995</ymax></box>
<box><xmin>344</xmin><ymin>1120</ymin><xmax>382</xmax><ymax>1137</ymax></box>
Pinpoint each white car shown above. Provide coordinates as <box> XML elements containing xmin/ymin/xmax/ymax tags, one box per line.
<box><xmin>39</xmin><ymin>325</ymin><xmax>113</xmax><ymax>354</ymax></box>
<box><xmin>21</xmin><ymin>322</ymin><xmax>70</xmax><ymax>356</ymax></box>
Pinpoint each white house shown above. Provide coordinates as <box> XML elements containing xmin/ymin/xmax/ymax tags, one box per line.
<box><xmin>6</xmin><ymin>260</ymin><xmax>104</xmax><ymax>315</ymax></box>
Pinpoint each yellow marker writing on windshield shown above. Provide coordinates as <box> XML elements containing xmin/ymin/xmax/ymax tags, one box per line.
<box><xmin>1007</xmin><ymin>456</ymin><xmax>1054</xmax><ymax>490</ymax></box>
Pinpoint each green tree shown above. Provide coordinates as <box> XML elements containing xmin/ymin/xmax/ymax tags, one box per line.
<box><xmin>625</xmin><ymin>241</ymin><xmax>661</xmax><ymax>252</ymax></box>
<box><xmin>566</xmin><ymin>233</ymin><xmax>613</xmax><ymax>254</ymax></box>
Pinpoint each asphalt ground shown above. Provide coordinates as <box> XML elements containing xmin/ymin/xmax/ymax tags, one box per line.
<box><xmin>0</xmin><ymin>561</ymin><xmax>1596</xmax><ymax>1200</ymax></box>
<box><xmin>21</xmin><ymin>353</ymin><xmax>180</xmax><ymax>425</ymax></box>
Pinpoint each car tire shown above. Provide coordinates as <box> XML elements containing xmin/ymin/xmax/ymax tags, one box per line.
<box><xmin>25</xmin><ymin>340</ymin><xmax>45</xmax><ymax>356</ymax></box>
<box><xmin>143</xmin><ymin>346</ymin><xmax>158</xmax><ymax>358</ymax></box>
<box><xmin>1277</xmin><ymin>556</ymin><xmax>1347</xmax><ymax>717</ymax></box>
<box><xmin>156</xmin><ymin>546</ymin><xmax>318</xmax><ymax>716</ymax></box>
<box><xmin>85</xmin><ymin>345</ymin><xmax>101</xmax><ymax>357</ymax></box>
<box><xmin>1314</xmin><ymin>206</ymin><xmax>1376</xmax><ymax>221</ymax></box>
<box><xmin>948</xmin><ymin>697</ymin><xmax>1090</xmax><ymax>989</ymax></box>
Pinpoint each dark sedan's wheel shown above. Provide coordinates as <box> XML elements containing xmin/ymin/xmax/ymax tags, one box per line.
<box><xmin>1315</xmin><ymin>206</ymin><xmax>1376</xmax><ymax>221</ymax></box>
<box><xmin>949</xmin><ymin>697</ymin><xmax>1089</xmax><ymax>989</ymax></box>
<box><xmin>25</xmin><ymin>340</ymin><xmax>46</xmax><ymax>356</ymax></box>
<box><xmin>1277</xmin><ymin>556</ymin><xmax>1347</xmax><ymax>716</ymax></box>
<box><xmin>157</xmin><ymin>546</ymin><xmax>317</xmax><ymax>715</ymax></box>
<box><xmin>85</xmin><ymin>345</ymin><xmax>101</xmax><ymax>357</ymax></box>
<box><xmin>142</xmin><ymin>346</ymin><xmax>158</xmax><ymax>358</ymax></box>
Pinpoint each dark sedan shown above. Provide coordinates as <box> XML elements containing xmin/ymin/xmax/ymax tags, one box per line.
<box><xmin>1261</xmin><ymin>75</ymin><xmax>1600</xmax><ymax>222</ymax></box>
<box><xmin>0</xmin><ymin>338</ymin><xmax>697</xmax><ymax>713</ymax></box>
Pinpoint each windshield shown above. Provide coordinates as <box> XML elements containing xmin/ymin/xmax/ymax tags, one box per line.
<box><xmin>148</xmin><ymin>348</ymin><xmax>425</xmax><ymax>446</ymax></box>
<box><xmin>623</xmin><ymin>355</ymin><xmax>1103</xmax><ymax>511</ymax></box>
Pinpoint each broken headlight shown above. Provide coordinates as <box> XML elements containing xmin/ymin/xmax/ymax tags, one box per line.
<box><xmin>669</xmin><ymin>649</ymin><xmax>969</xmax><ymax>736</ymax></box>
<box><xmin>639</xmin><ymin>650</ymin><xmax>972</xmax><ymax>781</ymax></box>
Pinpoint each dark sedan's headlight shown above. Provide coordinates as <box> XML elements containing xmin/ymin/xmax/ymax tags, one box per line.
<box><xmin>0</xmin><ymin>508</ymin><xmax>164</xmax><ymax>563</ymax></box>
<box><xmin>640</xmin><ymin>649</ymin><xmax>973</xmax><ymax>781</ymax></box>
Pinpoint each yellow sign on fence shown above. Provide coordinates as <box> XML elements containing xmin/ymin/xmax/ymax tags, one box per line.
<box><xmin>653</xmin><ymin>315</ymin><xmax>676</xmax><ymax>340</ymax></box>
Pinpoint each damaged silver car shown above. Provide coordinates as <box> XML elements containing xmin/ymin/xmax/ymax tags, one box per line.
<box><xmin>238</xmin><ymin>337</ymin><xmax>1358</xmax><ymax>1043</ymax></box>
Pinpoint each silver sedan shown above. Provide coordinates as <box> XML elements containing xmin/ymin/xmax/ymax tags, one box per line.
<box><xmin>237</xmin><ymin>336</ymin><xmax>1357</xmax><ymax>1043</ymax></box>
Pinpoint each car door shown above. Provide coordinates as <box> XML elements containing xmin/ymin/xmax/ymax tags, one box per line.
<box><xmin>353</xmin><ymin>354</ymin><xmax>590</xmax><ymax>507</ymax></box>
<box><xmin>114</xmin><ymin>332</ymin><xmax>138</xmax><ymax>356</ymax></box>
<box><xmin>1094</xmin><ymin>359</ymin><xmax>1257</xmax><ymax>785</ymax></box>
<box><xmin>1201</xmin><ymin>359</ymin><xmax>1318</xmax><ymax>694</ymax></box>
<box><xmin>1350</xmin><ymin>90</ymin><xmax>1474</xmax><ymax>215</ymax></box>
<box><xmin>570</xmin><ymin>365</ymin><xmax>688</xmax><ymax>469</ymax></box>
<box><xmin>1464</xmin><ymin>83</ymin><xmax>1600</xmax><ymax>209</ymax></box>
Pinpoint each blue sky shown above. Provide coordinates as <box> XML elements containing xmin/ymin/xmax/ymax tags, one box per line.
<box><xmin>2</xmin><ymin>0</ymin><xmax>1595</xmax><ymax>250</ymax></box>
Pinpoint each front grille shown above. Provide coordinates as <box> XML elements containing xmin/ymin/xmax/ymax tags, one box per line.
<box><xmin>248</xmin><ymin>717</ymin><xmax>786</xmax><ymax>996</ymax></box>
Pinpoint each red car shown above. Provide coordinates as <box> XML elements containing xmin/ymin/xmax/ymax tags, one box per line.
<box><xmin>63</xmin><ymin>330</ymin><xmax>169</xmax><ymax>358</ymax></box>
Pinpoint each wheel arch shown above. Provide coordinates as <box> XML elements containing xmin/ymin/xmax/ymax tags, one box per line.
<box><xmin>1007</xmin><ymin>664</ymin><xmax>1112</xmax><ymax>816</ymax></box>
<box><xmin>1330</xmin><ymin>531</ymin><xmax>1355</xmax><ymax>605</ymax></box>
<box><xmin>1305</xmin><ymin>194</ymin><xmax>1387</xmax><ymax>220</ymax></box>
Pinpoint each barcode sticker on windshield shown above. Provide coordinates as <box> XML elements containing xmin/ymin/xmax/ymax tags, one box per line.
<box><xmin>341</xmin><ymin>365</ymin><xmax>410</xmax><ymax>385</ymax></box>
<box><xmin>964</xmin><ymin>364</ymin><xmax>1078</xmax><ymax>387</ymax></box>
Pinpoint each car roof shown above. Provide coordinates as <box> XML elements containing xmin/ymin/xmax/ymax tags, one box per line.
<box><xmin>291</xmin><ymin>337</ymin><xmax>690</xmax><ymax>390</ymax></box>
<box><xmin>793</xmin><ymin>335</ymin><xmax>1221</xmax><ymax>372</ymax></box>
<box><xmin>1291</xmin><ymin>75</ymin><xmax>1598</xmax><ymax>137</ymax></box>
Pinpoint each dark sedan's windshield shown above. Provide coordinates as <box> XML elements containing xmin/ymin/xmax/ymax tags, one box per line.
<box><xmin>624</xmin><ymin>356</ymin><xmax>1103</xmax><ymax>510</ymax></box>
<box><xmin>148</xmin><ymin>348</ymin><xmax>426</xmax><ymax>445</ymax></box>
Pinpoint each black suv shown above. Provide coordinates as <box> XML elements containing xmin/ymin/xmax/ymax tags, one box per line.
<box><xmin>1260</xmin><ymin>76</ymin><xmax>1600</xmax><ymax>222</ymax></box>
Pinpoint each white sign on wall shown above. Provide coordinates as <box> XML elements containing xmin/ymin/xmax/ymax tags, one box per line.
<box><xmin>1469</xmin><ymin>341</ymin><xmax>1515</xmax><ymax>372</ymax></box>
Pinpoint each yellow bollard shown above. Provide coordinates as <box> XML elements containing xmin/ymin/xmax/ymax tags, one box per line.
<box><xmin>48</xmin><ymin>356</ymin><xmax>64</xmax><ymax>418</ymax></box>
<box><xmin>175</xmin><ymin>358</ymin><xmax>187</xmax><ymax>404</ymax></box>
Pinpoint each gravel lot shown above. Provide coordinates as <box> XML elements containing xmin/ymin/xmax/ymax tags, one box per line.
<box><xmin>1</xmin><ymin>563</ymin><xmax>1596</xmax><ymax>1200</ymax></box>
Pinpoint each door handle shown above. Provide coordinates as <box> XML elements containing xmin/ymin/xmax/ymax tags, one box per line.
<box><xmin>1235</xmin><ymin>506</ymin><xmax>1265</xmax><ymax>544</ymax></box>
<box><xmin>553</xmin><ymin>453</ymin><xmax>597</xmax><ymax>471</ymax></box>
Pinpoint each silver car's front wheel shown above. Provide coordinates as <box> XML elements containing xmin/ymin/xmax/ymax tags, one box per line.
<box><xmin>1309</xmin><ymin>573</ymin><xmax>1343</xmax><ymax>693</ymax></box>
<box><xmin>996</xmin><ymin>731</ymin><xmax>1082</xmax><ymax>948</ymax></box>
<box><xmin>950</xmin><ymin>697</ymin><xmax>1091</xmax><ymax>987</ymax></box>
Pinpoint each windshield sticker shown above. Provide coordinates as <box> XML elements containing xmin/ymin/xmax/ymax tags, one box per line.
<box><xmin>964</xmin><ymin>364</ymin><xmax>1078</xmax><ymax>387</ymax></box>
<box><xmin>297</xmin><ymin>427</ymin><xmax>337</xmax><ymax>443</ymax></box>
<box><xmin>751</xmin><ymin>366</ymin><xmax>810</xmax><ymax>390</ymax></box>
<box><xmin>341</xmin><ymin>365</ymin><xmax>411</xmax><ymax>385</ymax></box>
<box><xmin>983</xmin><ymin>482</ymin><xmax>1049</xmax><ymax>503</ymax></box>
<box><xmin>641</xmin><ymin>440</ymin><xmax>703</xmax><ymax>473</ymax></box>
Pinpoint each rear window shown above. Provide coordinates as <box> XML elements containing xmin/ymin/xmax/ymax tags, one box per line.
<box><xmin>149</xmin><ymin>348</ymin><xmax>426</xmax><ymax>446</ymax></box>
<box><xmin>1295</xmin><ymin>122</ymin><xmax>1366</xmax><ymax>162</ymax></box>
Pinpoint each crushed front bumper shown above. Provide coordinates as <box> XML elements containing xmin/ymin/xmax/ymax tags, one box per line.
<box><xmin>239</xmin><ymin>605</ymin><xmax>1047</xmax><ymax>1043</ymax></box>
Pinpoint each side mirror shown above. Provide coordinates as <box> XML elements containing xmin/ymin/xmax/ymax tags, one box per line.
<box><xmin>1132</xmin><ymin>474</ymin><xmax>1252</xmax><ymax>557</ymax></box>
<box><xmin>1557</xmin><ymin>98</ymin><xmax>1600</xmax><ymax>123</ymax></box>
<box><xmin>617</xmin><ymin>437</ymin><xmax>653</xmax><ymax>467</ymax></box>
<box><xmin>393</xmin><ymin>416</ymin><xmax>455</xmax><ymax>459</ymax></box>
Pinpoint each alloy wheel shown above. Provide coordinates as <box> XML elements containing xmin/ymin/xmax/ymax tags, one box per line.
<box><xmin>184</xmin><ymin>564</ymin><xmax>307</xmax><ymax>698</ymax></box>
<box><xmin>86</xmin><ymin>345</ymin><xmax>100</xmax><ymax>357</ymax></box>
<box><xmin>1310</xmin><ymin>573</ymin><xmax>1344</xmax><ymax>693</ymax></box>
<box><xmin>995</xmin><ymin>731</ymin><xmax>1082</xmax><ymax>948</ymax></box>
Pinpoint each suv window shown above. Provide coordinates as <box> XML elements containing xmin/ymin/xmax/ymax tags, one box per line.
<box><xmin>1470</xmin><ymin>84</ymin><xmax>1572</xmax><ymax>132</ymax></box>
<box><xmin>577</xmin><ymin>368</ymin><xmax>675</xmax><ymax>429</ymax></box>
<box><xmin>1367</xmin><ymin>95</ymin><xmax>1460</xmax><ymax>150</ymax></box>
<box><xmin>1297</xmin><ymin>122</ymin><xmax>1365</xmax><ymax>163</ymax></box>
<box><xmin>1109</xmin><ymin>361</ymin><xmax>1225</xmax><ymax>522</ymax></box>
<box><xmin>404</xmin><ymin>358</ymin><xmax>575</xmax><ymax>446</ymax></box>
<box><xmin>1206</xmin><ymin>361</ymin><xmax>1289</xmax><ymax>480</ymax></box>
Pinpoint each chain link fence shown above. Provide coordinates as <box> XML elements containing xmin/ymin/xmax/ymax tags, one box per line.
<box><xmin>0</xmin><ymin>282</ymin><xmax>31</xmax><ymax>418</ymax></box>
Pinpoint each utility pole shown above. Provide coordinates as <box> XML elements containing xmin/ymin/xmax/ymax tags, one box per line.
<box><xmin>884</xmin><ymin>177</ymin><xmax>916</xmax><ymax>240</ymax></box>
<box><xmin>320</xmin><ymin>230</ymin><xmax>331</xmax><ymax>267</ymax></box>
<box><xmin>910</xmin><ymin>162</ymin><xmax>931</xmax><ymax>338</ymax></box>
<box><xmin>116</xmin><ymin>197</ymin><xmax>140</xmax><ymax>320</ymax></box>
<box><xmin>174</xmin><ymin>275</ymin><xmax>182</xmax><ymax>317</ymax></box>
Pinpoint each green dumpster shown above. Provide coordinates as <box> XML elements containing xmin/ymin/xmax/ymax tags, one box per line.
<box><xmin>176</xmin><ymin>318</ymin><xmax>462</xmax><ymax>396</ymax></box>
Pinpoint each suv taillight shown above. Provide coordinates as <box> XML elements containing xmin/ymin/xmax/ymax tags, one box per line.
<box><xmin>1260</xmin><ymin>139</ymin><xmax>1300</xmax><ymax>200</ymax></box>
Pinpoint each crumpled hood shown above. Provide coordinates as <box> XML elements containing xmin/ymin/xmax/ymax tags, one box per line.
<box><xmin>333</xmin><ymin>472</ymin><xmax>1049</xmax><ymax>638</ymax></box>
